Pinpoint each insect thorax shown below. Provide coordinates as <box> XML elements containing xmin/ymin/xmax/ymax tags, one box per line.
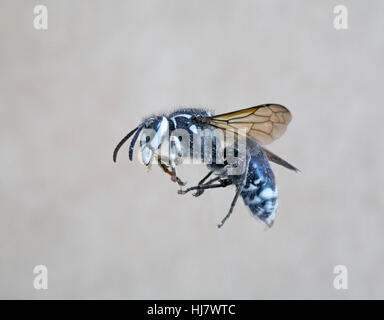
<box><xmin>166</xmin><ymin>109</ymin><xmax>223</xmax><ymax>165</ymax></box>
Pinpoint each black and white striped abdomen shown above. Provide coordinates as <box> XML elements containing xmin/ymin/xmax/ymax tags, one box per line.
<box><xmin>241</xmin><ymin>150</ymin><xmax>278</xmax><ymax>227</ymax></box>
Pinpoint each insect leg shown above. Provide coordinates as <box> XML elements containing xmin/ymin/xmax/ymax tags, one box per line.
<box><xmin>156</xmin><ymin>155</ymin><xmax>186</xmax><ymax>186</ymax></box>
<box><xmin>178</xmin><ymin>177</ymin><xmax>232</xmax><ymax>196</ymax></box>
<box><xmin>178</xmin><ymin>176</ymin><xmax>222</xmax><ymax>195</ymax></box>
<box><xmin>217</xmin><ymin>186</ymin><xmax>242</xmax><ymax>229</ymax></box>
<box><xmin>198</xmin><ymin>170</ymin><xmax>214</xmax><ymax>185</ymax></box>
<box><xmin>170</xmin><ymin>165</ymin><xmax>186</xmax><ymax>186</ymax></box>
<box><xmin>193</xmin><ymin>170</ymin><xmax>214</xmax><ymax>197</ymax></box>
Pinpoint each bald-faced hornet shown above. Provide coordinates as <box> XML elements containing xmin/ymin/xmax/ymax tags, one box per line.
<box><xmin>113</xmin><ymin>104</ymin><xmax>298</xmax><ymax>228</ymax></box>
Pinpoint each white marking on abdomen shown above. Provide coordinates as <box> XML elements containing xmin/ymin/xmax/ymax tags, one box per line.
<box><xmin>264</xmin><ymin>199</ymin><xmax>278</xmax><ymax>226</ymax></box>
<box><xmin>246</xmin><ymin>195</ymin><xmax>262</xmax><ymax>205</ymax></box>
<box><xmin>259</xmin><ymin>187</ymin><xmax>277</xmax><ymax>200</ymax></box>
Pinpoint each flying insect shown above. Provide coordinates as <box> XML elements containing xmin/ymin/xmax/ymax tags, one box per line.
<box><xmin>113</xmin><ymin>104</ymin><xmax>298</xmax><ymax>228</ymax></box>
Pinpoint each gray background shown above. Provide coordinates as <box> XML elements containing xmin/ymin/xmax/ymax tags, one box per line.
<box><xmin>1</xmin><ymin>0</ymin><xmax>383</xmax><ymax>299</ymax></box>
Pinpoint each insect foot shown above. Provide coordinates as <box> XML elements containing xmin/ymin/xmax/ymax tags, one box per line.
<box><xmin>193</xmin><ymin>189</ymin><xmax>204</xmax><ymax>197</ymax></box>
<box><xmin>175</xmin><ymin>177</ymin><xmax>186</xmax><ymax>186</ymax></box>
<box><xmin>177</xmin><ymin>188</ymin><xmax>191</xmax><ymax>195</ymax></box>
<box><xmin>177</xmin><ymin>186</ymin><xmax>203</xmax><ymax>196</ymax></box>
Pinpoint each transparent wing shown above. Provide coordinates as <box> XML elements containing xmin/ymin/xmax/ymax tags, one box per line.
<box><xmin>262</xmin><ymin>147</ymin><xmax>300</xmax><ymax>172</ymax></box>
<box><xmin>203</xmin><ymin>104</ymin><xmax>292</xmax><ymax>145</ymax></box>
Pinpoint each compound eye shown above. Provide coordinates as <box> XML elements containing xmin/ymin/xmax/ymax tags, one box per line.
<box><xmin>140</xmin><ymin>131</ymin><xmax>152</xmax><ymax>147</ymax></box>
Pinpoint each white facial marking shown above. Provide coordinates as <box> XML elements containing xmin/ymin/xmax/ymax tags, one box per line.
<box><xmin>142</xmin><ymin>147</ymin><xmax>153</xmax><ymax>165</ymax></box>
<box><xmin>150</xmin><ymin>116</ymin><xmax>169</xmax><ymax>150</ymax></box>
